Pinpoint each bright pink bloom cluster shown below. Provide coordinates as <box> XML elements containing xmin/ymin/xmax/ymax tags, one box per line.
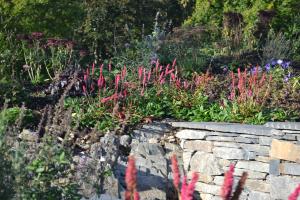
<box><xmin>289</xmin><ymin>184</ymin><xmax>300</xmax><ymax>200</ymax></box>
<box><xmin>221</xmin><ymin>164</ymin><xmax>235</xmax><ymax>200</ymax></box>
<box><xmin>171</xmin><ymin>154</ymin><xmax>199</xmax><ymax>200</ymax></box>
<box><xmin>125</xmin><ymin>156</ymin><xmax>139</xmax><ymax>200</ymax></box>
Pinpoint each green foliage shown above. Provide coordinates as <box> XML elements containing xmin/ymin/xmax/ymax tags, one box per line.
<box><xmin>0</xmin><ymin>0</ymin><xmax>84</xmax><ymax>38</ymax></box>
<box><xmin>0</xmin><ymin>106</ymin><xmax>37</xmax><ymax>131</ymax></box>
<box><xmin>19</xmin><ymin>136</ymin><xmax>81</xmax><ymax>200</ymax></box>
<box><xmin>0</xmin><ymin>31</ymin><xmax>23</xmax><ymax>82</ymax></box>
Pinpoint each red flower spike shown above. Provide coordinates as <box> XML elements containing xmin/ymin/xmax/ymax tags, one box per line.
<box><xmin>138</xmin><ymin>66</ymin><xmax>143</xmax><ymax>80</ymax></box>
<box><xmin>181</xmin><ymin>176</ymin><xmax>188</xmax><ymax>200</ymax></box>
<box><xmin>108</xmin><ymin>60</ymin><xmax>112</xmax><ymax>72</ymax></box>
<box><xmin>171</xmin><ymin>154</ymin><xmax>180</xmax><ymax>190</ymax></box>
<box><xmin>172</xmin><ymin>58</ymin><xmax>177</xmax><ymax>68</ymax></box>
<box><xmin>100</xmin><ymin>64</ymin><xmax>103</xmax><ymax>75</ymax></box>
<box><xmin>221</xmin><ymin>164</ymin><xmax>235</xmax><ymax>200</ymax></box>
<box><xmin>92</xmin><ymin>62</ymin><xmax>95</xmax><ymax>75</ymax></box>
<box><xmin>115</xmin><ymin>74</ymin><xmax>121</xmax><ymax>92</ymax></box>
<box><xmin>147</xmin><ymin>70</ymin><xmax>151</xmax><ymax>82</ymax></box>
<box><xmin>165</xmin><ymin>64</ymin><xmax>170</xmax><ymax>75</ymax></box>
<box><xmin>125</xmin><ymin>156</ymin><xmax>139</xmax><ymax>200</ymax></box>
<box><xmin>184</xmin><ymin>173</ymin><xmax>199</xmax><ymax>200</ymax></box>
<box><xmin>134</xmin><ymin>191</ymin><xmax>140</xmax><ymax>200</ymax></box>
<box><xmin>288</xmin><ymin>184</ymin><xmax>300</xmax><ymax>200</ymax></box>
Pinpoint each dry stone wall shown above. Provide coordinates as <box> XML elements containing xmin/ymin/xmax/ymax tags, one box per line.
<box><xmin>172</xmin><ymin>122</ymin><xmax>300</xmax><ymax>200</ymax></box>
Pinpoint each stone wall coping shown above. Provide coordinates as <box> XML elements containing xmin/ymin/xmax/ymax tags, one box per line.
<box><xmin>170</xmin><ymin>122</ymin><xmax>284</xmax><ymax>136</ymax></box>
<box><xmin>264</xmin><ymin>122</ymin><xmax>300</xmax><ymax>130</ymax></box>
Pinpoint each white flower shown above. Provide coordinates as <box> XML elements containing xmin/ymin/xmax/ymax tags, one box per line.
<box><xmin>277</xmin><ymin>59</ymin><xmax>283</xmax><ymax>65</ymax></box>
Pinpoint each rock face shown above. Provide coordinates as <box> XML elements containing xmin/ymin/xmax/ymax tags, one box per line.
<box><xmin>172</xmin><ymin>121</ymin><xmax>300</xmax><ymax>200</ymax></box>
<box><xmin>131</xmin><ymin>143</ymin><xmax>168</xmax><ymax>200</ymax></box>
<box><xmin>270</xmin><ymin>176</ymin><xmax>300</xmax><ymax>199</ymax></box>
<box><xmin>189</xmin><ymin>151</ymin><xmax>223</xmax><ymax>175</ymax></box>
<box><xmin>78</xmin><ymin>121</ymin><xmax>300</xmax><ymax>200</ymax></box>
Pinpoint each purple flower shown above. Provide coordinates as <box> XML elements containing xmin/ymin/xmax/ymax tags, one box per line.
<box><xmin>271</xmin><ymin>60</ymin><xmax>277</xmax><ymax>66</ymax></box>
<box><xmin>222</xmin><ymin>65</ymin><xmax>228</xmax><ymax>73</ymax></box>
<box><xmin>265</xmin><ymin>63</ymin><xmax>271</xmax><ymax>71</ymax></box>
<box><xmin>251</xmin><ymin>66</ymin><xmax>262</xmax><ymax>75</ymax></box>
<box><xmin>281</xmin><ymin>61</ymin><xmax>290</xmax><ymax>69</ymax></box>
<box><xmin>284</xmin><ymin>72</ymin><xmax>292</xmax><ymax>82</ymax></box>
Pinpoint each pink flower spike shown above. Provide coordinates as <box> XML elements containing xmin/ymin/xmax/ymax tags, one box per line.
<box><xmin>221</xmin><ymin>164</ymin><xmax>235</xmax><ymax>200</ymax></box>
<box><xmin>172</xmin><ymin>58</ymin><xmax>177</xmax><ymax>68</ymax></box>
<box><xmin>142</xmin><ymin>69</ymin><xmax>147</xmax><ymax>86</ymax></box>
<box><xmin>125</xmin><ymin>156</ymin><xmax>137</xmax><ymax>192</ymax></box>
<box><xmin>171</xmin><ymin>154</ymin><xmax>180</xmax><ymax>190</ymax></box>
<box><xmin>183</xmin><ymin>81</ymin><xmax>189</xmax><ymax>90</ymax></box>
<box><xmin>185</xmin><ymin>173</ymin><xmax>199</xmax><ymax>200</ymax></box>
<box><xmin>159</xmin><ymin>72</ymin><xmax>165</xmax><ymax>82</ymax></box>
<box><xmin>155</xmin><ymin>59</ymin><xmax>160</xmax><ymax>71</ymax></box>
<box><xmin>121</xmin><ymin>65</ymin><xmax>127</xmax><ymax>80</ymax></box>
<box><xmin>82</xmin><ymin>85</ymin><xmax>87</xmax><ymax>94</ymax></box>
<box><xmin>181</xmin><ymin>176</ymin><xmax>188</xmax><ymax>200</ymax></box>
<box><xmin>165</xmin><ymin>64</ymin><xmax>170</xmax><ymax>75</ymax></box>
<box><xmin>86</xmin><ymin>68</ymin><xmax>90</xmax><ymax>76</ymax></box>
<box><xmin>147</xmin><ymin>70</ymin><xmax>151</xmax><ymax>82</ymax></box>
<box><xmin>138</xmin><ymin>66</ymin><xmax>143</xmax><ymax>80</ymax></box>
<box><xmin>115</xmin><ymin>74</ymin><xmax>121</xmax><ymax>91</ymax></box>
<box><xmin>108</xmin><ymin>61</ymin><xmax>112</xmax><ymax>72</ymax></box>
<box><xmin>288</xmin><ymin>184</ymin><xmax>300</xmax><ymax>200</ymax></box>
<box><xmin>92</xmin><ymin>62</ymin><xmax>95</xmax><ymax>75</ymax></box>
<box><xmin>166</xmin><ymin>69</ymin><xmax>175</xmax><ymax>75</ymax></box>
<box><xmin>101</xmin><ymin>96</ymin><xmax>111</xmax><ymax>103</ymax></box>
<box><xmin>170</xmin><ymin>73</ymin><xmax>176</xmax><ymax>81</ymax></box>
<box><xmin>100</xmin><ymin>64</ymin><xmax>103</xmax><ymax>75</ymax></box>
<box><xmin>134</xmin><ymin>191</ymin><xmax>140</xmax><ymax>200</ymax></box>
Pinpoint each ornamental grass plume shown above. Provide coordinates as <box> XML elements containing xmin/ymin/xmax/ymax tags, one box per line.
<box><xmin>125</xmin><ymin>156</ymin><xmax>139</xmax><ymax>200</ymax></box>
<box><xmin>288</xmin><ymin>184</ymin><xmax>300</xmax><ymax>200</ymax></box>
<box><xmin>221</xmin><ymin>164</ymin><xmax>235</xmax><ymax>200</ymax></box>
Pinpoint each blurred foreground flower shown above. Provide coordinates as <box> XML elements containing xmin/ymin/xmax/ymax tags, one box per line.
<box><xmin>125</xmin><ymin>156</ymin><xmax>139</xmax><ymax>200</ymax></box>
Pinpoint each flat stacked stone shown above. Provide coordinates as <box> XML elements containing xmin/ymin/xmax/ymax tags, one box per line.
<box><xmin>172</xmin><ymin>121</ymin><xmax>300</xmax><ymax>200</ymax></box>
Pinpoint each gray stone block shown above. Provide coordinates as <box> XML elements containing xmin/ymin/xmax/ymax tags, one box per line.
<box><xmin>213</xmin><ymin>142</ymin><xmax>240</xmax><ymax>148</ymax></box>
<box><xmin>248</xmin><ymin>191</ymin><xmax>270</xmax><ymax>200</ymax></box>
<box><xmin>283</xmin><ymin>134</ymin><xmax>297</xmax><ymax>141</ymax></box>
<box><xmin>183</xmin><ymin>140</ymin><xmax>213</xmax><ymax>152</ymax></box>
<box><xmin>269</xmin><ymin>159</ymin><xmax>280</xmax><ymax>176</ymax></box>
<box><xmin>175</xmin><ymin>129</ymin><xmax>209</xmax><ymax>139</ymax></box>
<box><xmin>206</xmin><ymin>136</ymin><xmax>235</xmax><ymax>142</ymax></box>
<box><xmin>270</xmin><ymin>175</ymin><xmax>300</xmax><ymax>199</ymax></box>
<box><xmin>259</xmin><ymin>137</ymin><xmax>272</xmax><ymax>146</ymax></box>
<box><xmin>236</xmin><ymin>161</ymin><xmax>269</xmax><ymax>173</ymax></box>
<box><xmin>239</xmin><ymin>144</ymin><xmax>270</xmax><ymax>156</ymax></box>
<box><xmin>195</xmin><ymin>182</ymin><xmax>221</xmax><ymax>195</ymax></box>
<box><xmin>255</xmin><ymin>156</ymin><xmax>270</xmax><ymax>163</ymax></box>
<box><xmin>235</xmin><ymin>137</ymin><xmax>259</xmax><ymax>144</ymax></box>
<box><xmin>182</xmin><ymin>150</ymin><xmax>194</xmax><ymax>171</ymax></box>
<box><xmin>213</xmin><ymin>147</ymin><xmax>246</xmax><ymax>160</ymax></box>
<box><xmin>223</xmin><ymin>167</ymin><xmax>267</xmax><ymax>179</ymax></box>
<box><xmin>246</xmin><ymin>180</ymin><xmax>270</xmax><ymax>193</ymax></box>
<box><xmin>280</xmin><ymin>163</ymin><xmax>300</xmax><ymax>175</ymax></box>
<box><xmin>190</xmin><ymin>151</ymin><xmax>223</xmax><ymax>175</ymax></box>
<box><xmin>264</xmin><ymin>122</ymin><xmax>300</xmax><ymax>130</ymax></box>
<box><xmin>283</xmin><ymin>130</ymin><xmax>300</xmax><ymax>134</ymax></box>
